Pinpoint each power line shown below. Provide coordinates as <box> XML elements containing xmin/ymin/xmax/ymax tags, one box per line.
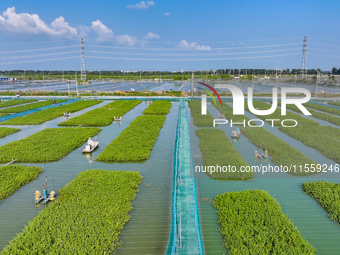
<box><xmin>0</xmin><ymin>51</ymin><xmax>79</xmax><ymax>60</ymax></box>
<box><xmin>86</xmin><ymin>48</ymin><xmax>300</xmax><ymax>56</ymax></box>
<box><xmin>86</xmin><ymin>42</ymin><xmax>300</xmax><ymax>51</ymax></box>
<box><xmin>86</xmin><ymin>53</ymin><xmax>300</xmax><ymax>61</ymax></box>
<box><xmin>0</xmin><ymin>45</ymin><xmax>79</xmax><ymax>54</ymax></box>
<box><xmin>0</xmin><ymin>56</ymin><xmax>79</xmax><ymax>65</ymax></box>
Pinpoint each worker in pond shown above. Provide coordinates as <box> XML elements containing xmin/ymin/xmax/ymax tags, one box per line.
<box><xmin>87</xmin><ymin>137</ymin><xmax>94</xmax><ymax>150</ymax></box>
<box><xmin>53</xmin><ymin>99</ymin><xmax>56</xmax><ymax>104</ymax></box>
<box><xmin>236</xmin><ymin>126</ymin><xmax>240</xmax><ymax>135</ymax></box>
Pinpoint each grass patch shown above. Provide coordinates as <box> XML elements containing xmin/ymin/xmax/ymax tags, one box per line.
<box><xmin>280</xmin><ymin>126</ymin><xmax>340</xmax><ymax>164</ymax></box>
<box><xmin>189</xmin><ymin>100</ymin><xmax>214</xmax><ymax>127</ymax></box>
<box><xmin>142</xmin><ymin>100</ymin><xmax>172</xmax><ymax>115</ymax></box>
<box><xmin>1</xmin><ymin>100</ymin><xmax>101</xmax><ymax>125</ymax></box>
<box><xmin>0</xmin><ymin>127</ymin><xmax>20</xmax><ymax>138</ymax></box>
<box><xmin>0</xmin><ymin>99</ymin><xmax>37</xmax><ymax>109</ymax></box>
<box><xmin>1</xmin><ymin>170</ymin><xmax>142</xmax><ymax>254</ymax></box>
<box><xmin>0</xmin><ymin>127</ymin><xmax>101</xmax><ymax>163</ymax></box>
<box><xmin>0</xmin><ymin>100</ymin><xmax>66</xmax><ymax>113</ymax></box>
<box><xmin>302</xmin><ymin>181</ymin><xmax>340</xmax><ymax>224</ymax></box>
<box><xmin>196</xmin><ymin>129</ymin><xmax>253</xmax><ymax>179</ymax></box>
<box><xmin>97</xmin><ymin>115</ymin><xmax>166</xmax><ymax>162</ymax></box>
<box><xmin>213</xmin><ymin>190</ymin><xmax>316</xmax><ymax>254</ymax></box>
<box><xmin>58</xmin><ymin>100</ymin><xmax>141</xmax><ymax>127</ymax></box>
<box><xmin>0</xmin><ymin>165</ymin><xmax>43</xmax><ymax>201</ymax></box>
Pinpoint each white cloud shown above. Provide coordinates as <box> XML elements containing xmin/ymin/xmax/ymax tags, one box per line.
<box><xmin>91</xmin><ymin>19</ymin><xmax>138</xmax><ymax>45</ymax></box>
<box><xmin>91</xmin><ymin>20</ymin><xmax>114</xmax><ymax>41</ymax></box>
<box><xmin>127</xmin><ymin>1</ymin><xmax>154</xmax><ymax>9</ymax></box>
<box><xmin>141</xmin><ymin>32</ymin><xmax>160</xmax><ymax>46</ymax></box>
<box><xmin>164</xmin><ymin>12</ymin><xmax>171</xmax><ymax>16</ymax></box>
<box><xmin>115</xmin><ymin>34</ymin><xmax>139</xmax><ymax>46</ymax></box>
<box><xmin>144</xmin><ymin>32</ymin><xmax>160</xmax><ymax>40</ymax></box>
<box><xmin>0</xmin><ymin>7</ymin><xmax>77</xmax><ymax>38</ymax></box>
<box><xmin>178</xmin><ymin>40</ymin><xmax>211</xmax><ymax>51</ymax></box>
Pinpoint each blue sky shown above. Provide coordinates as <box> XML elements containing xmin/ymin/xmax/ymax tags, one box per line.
<box><xmin>0</xmin><ymin>0</ymin><xmax>339</xmax><ymax>71</ymax></box>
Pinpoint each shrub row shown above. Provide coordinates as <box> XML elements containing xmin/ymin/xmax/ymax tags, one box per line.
<box><xmin>213</xmin><ymin>190</ymin><xmax>316</xmax><ymax>254</ymax></box>
<box><xmin>1</xmin><ymin>100</ymin><xmax>101</xmax><ymax>125</ymax></box>
<box><xmin>188</xmin><ymin>100</ymin><xmax>214</xmax><ymax>127</ymax></box>
<box><xmin>142</xmin><ymin>100</ymin><xmax>172</xmax><ymax>115</ymax></box>
<box><xmin>0</xmin><ymin>99</ymin><xmax>37</xmax><ymax>109</ymax></box>
<box><xmin>196</xmin><ymin>129</ymin><xmax>253</xmax><ymax>179</ymax></box>
<box><xmin>1</xmin><ymin>170</ymin><xmax>142</xmax><ymax>254</ymax></box>
<box><xmin>0</xmin><ymin>165</ymin><xmax>43</xmax><ymax>201</ymax></box>
<box><xmin>302</xmin><ymin>181</ymin><xmax>340</xmax><ymax>224</ymax></box>
<box><xmin>0</xmin><ymin>100</ymin><xmax>66</xmax><ymax>113</ymax></box>
<box><xmin>279</xmin><ymin>126</ymin><xmax>340</xmax><ymax>164</ymax></box>
<box><xmin>0</xmin><ymin>127</ymin><xmax>101</xmax><ymax>163</ymax></box>
<box><xmin>97</xmin><ymin>115</ymin><xmax>166</xmax><ymax>162</ymax></box>
<box><xmin>59</xmin><ymin>100</ymin><xmax>141</xmax><ymax>127</ymax></box>
<box><xmin>0</xmin><ymin>127</ymin><xmax>20</xmax><ymax>138</ymax></box>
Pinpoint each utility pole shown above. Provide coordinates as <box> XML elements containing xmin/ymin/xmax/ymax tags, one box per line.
<box><xmin>315</xmin><ymin>70</ymin><xmax>320</xmax><ymax>97</ymax></box>
<box><xmin>75</xmin><ymin>72</ymin><xmax>78</xmax><ymax>96</ymax></box>
<box><xmin>191</xmin><ymin>71</ymin><xmax>194</xmax><ymax>98</ymax></box>
<box><xmin>67</xmin><ymin>82</ymin><xmax>70</xmax><ymax>97</ymax></box>
<box><xmin>80</xmin><ymin>38</ymin><xmax>86</xmax><ymax>81</ymax></box>
<box><xmin>140</xmin><ymin>69</ymin><xmax>141</xmax><ymax>80</ymax></box>
<box><xmin>301</xmin><ymin>36</ymin><xmax>308</xmax><ymax>79</ymax></box>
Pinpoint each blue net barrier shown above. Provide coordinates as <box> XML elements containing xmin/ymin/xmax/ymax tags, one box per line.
<box><xmin>166</xmin><ymin>98</ymin><xmax>204</xmax><ymax>255</ymax></box>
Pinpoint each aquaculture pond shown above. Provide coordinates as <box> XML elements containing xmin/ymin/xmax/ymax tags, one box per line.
<box><xmin>0</xmin><ymin>99</ymin><xmax>179</xmax><ymax>255</ymax></box>
<box><xmin>2</xmin><ymin>95</ymin><xmax>340</xmax><ymax>254</ymax></box>
<box><xmin>192</xmin><ymin>101</ymin><xmax>340</xmax><ymax>254</ymax></box>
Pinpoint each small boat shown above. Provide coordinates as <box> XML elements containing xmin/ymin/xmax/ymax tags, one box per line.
<box><xmin>82</xmin><ymin>141</ymin><xmax>99</xmax><ymax>153</ymax></box>
<box><xmin>231</xmin><ymin>129</ymin><xmax>241</xmax><ymax>138</ymax></box>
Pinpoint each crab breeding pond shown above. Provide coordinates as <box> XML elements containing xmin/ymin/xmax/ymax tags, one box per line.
<box><xmin>0</xmin><ymin>96</ymin><xmax>340</xmax><ymax>254</ymax></box>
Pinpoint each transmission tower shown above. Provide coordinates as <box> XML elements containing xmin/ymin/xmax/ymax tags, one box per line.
<box><xmin>301</xmin><ymin>36</ymin><xmax>307</xmax><ymax>79</ymax></box>
<box><xmin>81</xmin><ymin>38</ymin><xmax>86</xmax><ymax>81</ymax></box>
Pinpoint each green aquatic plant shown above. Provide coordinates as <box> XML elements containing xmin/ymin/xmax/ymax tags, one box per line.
<box><xmin>59</xmin><ymin>100</ymin><xmax>141</xmax><ymax>126</ymax></box>
<box><xmin>305</xmin><ymin>102</ymin><xmax>340</xmax><ymax>116</ymax></box>
<box><xmin>213</xmin><ymin>190</ymin><xmax>316</xmax><ymax>254</ymax></box>
<box><xmin>0</xmin><ymin>165</ymin><xmax>43</xmax><ymax>201</ymax></box>
<box><xmin>280</xmin><ymin>125</ymin><xmax>340</xmax><ymax>164</ymax></box>
<box><xmin>214</xmin><ymin>102</ymin><xmax>317</xmax><ymax>175</ymax></box>
<box><xmin>0</xmin><ymin>100</ymin><xmax>66</xmax><ymax>113</ymax></box>
<box><xmin>302</xmin><ymin>181</ymin><xmax>340</xmax><ymax>224</ymax></box>
<box><xmin>196</xmin><ymin>129</ymin><xmax>253</xmax><ymax>180</ymax></box>
<box><xmin>1</xmin><ymin>170</ymin><xmax>142</xmax><ymax>254</ymax></box>
<box><xmin>97</xmin><ymin>115</ymin><xmax>166</xmax><ymax>162</ymax></box>
<box><xmin>143</xmin><ymin>100</ymin><xmax>172</xmax><ymax>115</ymax></box>
<box><xmin>245</xmin><ymin>100</ymin><xmax>319</xmax><ymax>126</ymax></box>
<box><xmin>0</xmin><ymin>127</ymin><xmax>20</xmax><ymax>138</ymax></box>
<box><xmin>1</xmin><ymin>100</ymin><xmax>101</xmax><ymax>125</ymax></box>
<box><xmin>188</xmin><ymin>100</ymin><xmax>214</xmax><ymax>127</ymax></box>
<box><xmin>0</xmin><ymin>99</ymin><xmax>37</xmax><ymax>109</ymax></box>
<box><xmin>0</xmin><ymin>127</ymin><xmax>101</xmax><ymax>163</ymax></box>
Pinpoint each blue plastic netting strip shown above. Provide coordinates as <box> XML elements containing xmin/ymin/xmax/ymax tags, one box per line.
<box><xmin>166</xmin><ymin>99</ymin><xmax>204</xmax><ymax>255</ymax></box>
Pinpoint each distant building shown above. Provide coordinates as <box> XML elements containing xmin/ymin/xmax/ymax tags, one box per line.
<box><xmin>0</xmin><ymin>76</ymin><xmax>9</xmax><ymax>81</ymax></box>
